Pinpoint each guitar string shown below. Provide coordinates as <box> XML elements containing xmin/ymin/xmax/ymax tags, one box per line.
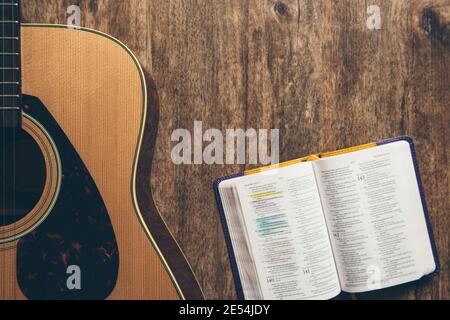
<box><xmin>12</xmin><ymin>0</ymin><xmax>16</xmax><ymax>299</ymax></box>
<box><xmin>2</xmin><ymin>0</ymin><xmax>5</xmax><ymax>298</ymax></box>
<box><xmin>1</xmin><ymin>0</ymin><xmax>5</xmax><ymax>298</ymax></box>
<box><xmin>11</xmin><ymin>0</ymin><xmax>14</xmax><ymax>299</ymax></box>
<box><xmin>15</xmin><ymin>0</ymin><xmax>19</xmax><ymax>299</ymax></box>
<box><xmin>0</xmin><ymin>0</ymin><xmax>2</xmax><ymax>297</ymax></box>
<box><xmin>4</xmin><ymin>0</ymin><xmax>9</xmax><ymax>299</ymax></box>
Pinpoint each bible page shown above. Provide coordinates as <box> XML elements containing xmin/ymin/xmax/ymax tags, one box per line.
<box><xmin>313</xmin><ymin>141</ymin><xmax>436</xmax><ymax>293</ymax></box>
<box><xmin>232</xmin><ymin>162</ymin><xmax>341</xmax><ymax>300</ymax></box>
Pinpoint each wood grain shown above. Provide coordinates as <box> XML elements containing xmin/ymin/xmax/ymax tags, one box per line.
<box><xmin>21</xmin><ymin>0</ymin><xmax>449</xmax><ymax>300</ymax></box>
<box><xmin>0</xmin><ymin>246</ymin><xmax>26</xmax><ymax>300</ymax></box>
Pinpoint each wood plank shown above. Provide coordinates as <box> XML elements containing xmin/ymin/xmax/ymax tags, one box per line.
<box><xmin>21</xmin><ymin>0</ymin><xmax>449</xmax><ymax>299</ymax></box>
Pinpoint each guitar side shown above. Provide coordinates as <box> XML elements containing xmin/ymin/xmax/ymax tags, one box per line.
<box><xmin>0</xmin><ymin>24</ymin><xmax>203</xmax><ymax>300</ymax></box>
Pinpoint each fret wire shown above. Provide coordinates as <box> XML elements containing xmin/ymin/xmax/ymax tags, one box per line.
<box><xmin>0</xmin><ymin>0</ymin><xmax>21</xmax><ymax>111</ymax></box>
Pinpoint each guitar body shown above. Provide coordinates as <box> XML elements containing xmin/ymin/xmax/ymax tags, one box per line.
<box><xmin>0</xmin><ymin>24</ymin><xmax>203</xmax><ymax>300</ymax></box>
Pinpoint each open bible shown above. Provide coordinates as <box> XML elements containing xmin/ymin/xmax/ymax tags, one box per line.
<box><xmin>214</xmin><ymin>137</ymin><xmax>439</xmax><ymax>300</ymax></box>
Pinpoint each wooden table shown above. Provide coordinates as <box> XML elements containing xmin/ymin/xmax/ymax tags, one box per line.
<box><xmin>22</xmin><ymin>0</ymin><xmax>449</xmax><ymax>300</ymax></box>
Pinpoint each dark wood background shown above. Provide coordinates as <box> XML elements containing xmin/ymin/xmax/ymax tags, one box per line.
<box><xmin>21</xmin><ymin>0</ymin><xmax>449</xmax><ymax>299</ymax></box>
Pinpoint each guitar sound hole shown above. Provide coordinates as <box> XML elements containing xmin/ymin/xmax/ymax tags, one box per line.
<box><xmin>0</xmin><ymin>129</ymin><xmax>47</xmax><ymax>227</ymax></box>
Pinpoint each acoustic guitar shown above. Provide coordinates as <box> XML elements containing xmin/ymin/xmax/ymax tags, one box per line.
<box><xmin>0</xmin><ymin>0</ymin><xmax>203</xmax><ymax>300</ymax></box>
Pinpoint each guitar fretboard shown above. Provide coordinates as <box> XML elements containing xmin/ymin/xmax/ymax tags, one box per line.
<box><xmin>0</xmin><ymin>0</ymin><xmax>21</xmax><ymax>128</ymax></box>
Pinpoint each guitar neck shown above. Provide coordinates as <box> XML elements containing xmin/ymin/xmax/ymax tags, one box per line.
<box><xmin>0</xmin><ymin>0</ymin><xmax>21</xmax><ymax>128</ymax></box>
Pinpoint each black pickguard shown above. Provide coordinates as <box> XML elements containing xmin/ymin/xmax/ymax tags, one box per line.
<box><xmin>16</xmin><ymin>95</ymin><xmax>119</xmax><ymax>300</ymax></box>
